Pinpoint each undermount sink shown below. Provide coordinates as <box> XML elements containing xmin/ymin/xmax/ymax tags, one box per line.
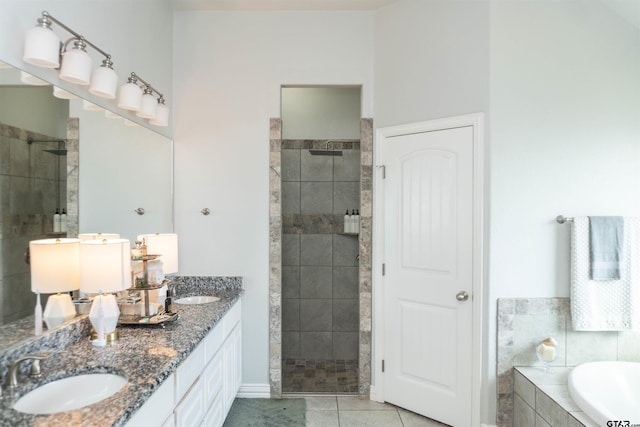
<box><xmin>174</xmin><ymin>296</ymin><xmax>220</xmax><ymax>305</ymax></box>
<box><xmin>13</xmin><ymin>373</ymin><xmax>127</xmax><ymax>415</ymax></box>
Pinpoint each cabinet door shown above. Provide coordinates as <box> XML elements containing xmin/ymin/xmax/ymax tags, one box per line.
<box><xmin>175</xmin><ymin>376</ymin><xmax>205</xmax><ymax>427</ymax></box>
<box><xmin>203</xmin><ymin>349</ymin><xmax>223</xmax><ymax>408</ymax></box>
<box><xmin>125</xmin><ymin>373</ymin><xmax>175</xmax><ymax>427</ymax></box>
<box><xmin>201</xmin><ymin>391</ymin><xmax>224</xmax><ymax>427</ymax></box>
<box><xmin>176</xmin><ymin>341</ymin><xmax>205</xmax><ymax>403</ymax></box>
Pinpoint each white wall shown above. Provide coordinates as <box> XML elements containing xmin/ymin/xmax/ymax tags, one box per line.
<box><xmin>489</xmin><ymin>0</ymin><xmax>640</xmax><ymax>420</ymax></box>
<box><xmin>373</xmin><ymin>0</ymin><xmax>491</xmax><ymax>420</ymax></box>
<box><xmin>0</xmin><ymin>0</ymin><xmax>173</xmax><ymax>138</ymax></box>
<box><xmin>173</xmin><ymin>11</ymin><xmax>374</xmax><ymax>385</ymax></box>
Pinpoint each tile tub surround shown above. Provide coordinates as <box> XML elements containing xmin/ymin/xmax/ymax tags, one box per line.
<box><xmin>0</xmin><ymin>277</ymin><xmax>242</xmax><ymax>427</ymax></box>
<box><xmin>497</xmin><ymin>298</ymin><xmax>640</xmax><ymax>427</ymax></box>
<box><xmin>513</xmin><ymin>367</ymin><xmax>597</xmax><ymax>427</ymax></box>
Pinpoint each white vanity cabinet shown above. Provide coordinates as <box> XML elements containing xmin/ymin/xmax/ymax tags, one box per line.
<box><xmin>126</xmin><ymin>300</ymin><xmax>242</xmax><ymax>427</ymax></box>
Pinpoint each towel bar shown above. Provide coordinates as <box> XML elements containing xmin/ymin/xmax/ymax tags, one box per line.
<box><xmin>556</xmin><ymin>215</ymin><xmax>574</xmax><ymax>224</ymax></box>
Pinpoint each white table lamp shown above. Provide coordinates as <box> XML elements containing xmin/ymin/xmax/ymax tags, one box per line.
<box><xmin>137</xmin><ymin>233</ymin><xmax>179</xmax><ymax>274</ymax></box>
<box><xmin>80</xmin><ymin>238</ymin><xmax>131</xmax><ymax>346</ymax></box>
<box><xmin>78</xmin><ymin>232</ymin><xmax>120</xmax><ymax>240</ymax></box>
<box><xmin>29</xmin><ymin>238</ymin><xmax>81</xmax><ymax>329</ymax></box>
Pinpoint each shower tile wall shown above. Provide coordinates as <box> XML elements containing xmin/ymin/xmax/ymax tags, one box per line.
<box><xmin>281</xmin><ymin>140</ymin><xmax>360</xmax><ymax>362</ymax></box>
<box><xmin>0</xmin><ymin>123</ymin><xmax>66</xmax><ymax>324</ymax></box>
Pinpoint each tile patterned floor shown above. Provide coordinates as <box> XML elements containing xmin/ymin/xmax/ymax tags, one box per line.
<box><xmin>302</xmin><ymin>396</ymin><xmax>451</xmax><ymax>427</ymax></box>
<box><xmin>283</xmin><ymin>359</ymin><xmax>359</xmax><ymax>393</ymax></box>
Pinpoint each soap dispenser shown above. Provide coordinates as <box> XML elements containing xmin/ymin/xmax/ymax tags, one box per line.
<box><xmin>53</xmin><ymin>209</ymin><xmax>61</xmax><ymax>233</ymax></box>
<box><xmin>343</xmin><ymin>210</ymin><xmax>351</xmax><ymax>234</ymax></box>
<box><xmin>60</xmin><ymin>209</ymin><xmax>67</xmax><ymax>233</ymax></box>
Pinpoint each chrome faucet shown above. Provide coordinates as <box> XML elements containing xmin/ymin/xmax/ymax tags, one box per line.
<box><xmin>7</xmin><ymin>353</ymin><xmax>48</xmax><ymax>389</ymax></box>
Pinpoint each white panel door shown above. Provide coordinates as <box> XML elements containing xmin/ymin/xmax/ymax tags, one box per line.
<box><xmin>383</xmin><ymin>125</ymin><xmax>474</xmax><ymax>426</ymax></box>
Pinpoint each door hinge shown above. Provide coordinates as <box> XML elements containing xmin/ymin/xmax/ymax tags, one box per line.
<box><xmin>382</xmin><ymin>263</ymin><xmax>386</xmax><ymax>276</ymax></box>
<box><xmin>377</xmin><ymin>165</ymin><xmax>386</xmax><ymax>179</ymax></box>
<box><xmin>382</xmin><ymin>360</ymin><xmax>385</xmax><ymax>373</ymax></box>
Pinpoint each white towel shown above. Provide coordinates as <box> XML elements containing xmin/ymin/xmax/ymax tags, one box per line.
<box><xmin>570</xmin><ymin>217</ymin><xmax>640</xmax><ymax>330</ymax></box>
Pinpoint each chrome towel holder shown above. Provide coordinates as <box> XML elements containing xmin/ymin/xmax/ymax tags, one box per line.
<box><xmin>556</xmin><ymin>215</ymin><xmax>574</xmax><ymax>224</ymax></box>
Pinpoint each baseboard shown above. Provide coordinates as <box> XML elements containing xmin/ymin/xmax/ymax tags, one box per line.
<box><xmin>236</xmin><ymin>383</ymin><xmax>271</xmax><ymax>398</ymax></box>
<box><xmin>368</xmin><ymin>385</ymin><xmax>383</xmax><ymax>402</ymax></box>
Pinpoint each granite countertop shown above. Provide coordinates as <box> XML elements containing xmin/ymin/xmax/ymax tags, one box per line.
<box><xmin>0</xmin><ymin>276</ymin><xmax>242</xmax><ymax>427</ymax></box>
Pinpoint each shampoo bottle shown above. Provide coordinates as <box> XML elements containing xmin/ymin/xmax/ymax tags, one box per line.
<box><xmin>344</xmin><ymin>210</ymin><xmax>351</xmax><ymax>234</ymax></box>
<box><xmin>53</xmin><ymin>209</ymin><xmax>61</xmax><ymax>233</ymax></box>
<box><xmin>60</xmin><ymin>209</ymin><xmax>67</xmax><ymax>233</ymax></box>
<box><xmin>350</xmin><ymin>210</ymin><xmax>356</xmax><ymax>233</ymax></box>
<box><xmin>354</xmin><ymin>209</ymin><xmax>360</xmax><ymax>234</ymax></box>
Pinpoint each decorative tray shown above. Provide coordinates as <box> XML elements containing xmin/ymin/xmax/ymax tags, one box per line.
<box><xmin>119</xmin><ymin>311</ymin><xmax>179</xmax><ymax>326</ymax></box>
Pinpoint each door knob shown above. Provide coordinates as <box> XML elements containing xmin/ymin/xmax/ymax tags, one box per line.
<box><xmin>456</xmin><ymin>291</ymin><xmax>469</xmax><ymax>301</ymax></box>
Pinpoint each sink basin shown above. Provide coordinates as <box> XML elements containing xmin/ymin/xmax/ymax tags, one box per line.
<box><xmin>174</xmin><ymin>296</ymin><xmax>220</xmax><ymax>305</ymax></box>
<box><xmin>13</xmin><ymin>373</ymin><xmax>127</xmax><ymax>415</ymax></box>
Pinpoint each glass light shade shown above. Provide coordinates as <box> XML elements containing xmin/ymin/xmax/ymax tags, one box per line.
<box><xmin>53</xmin><ymin>86</ymin><xmax>77</xmax><ymax>99</ymax></box>
<box><xmin>80</xmin><ymin>239</ymin><xmax>131</xmax><ymax>294</ymax></box>
<box><xmin>20</xmin><ymin>71</ymin><xmax>49</xmax><ymax>86</ymax></box>
<box><xmin>29</xmin><ymin>238</ymin><xmax>81</xmax><ymax>293</ymax></box>
<box><xmin>78</xmin><ymin>232</ymin><xmax>120</xmax><ymax>240</ymax></box>
<box><xmin>82</xmin><ymin>100</ymin><xmax>102</xmax><ymax>111</ymax></box>
<box><xmin>149</xmin><ymin>102</ymin><xmax>169</xmax><ymax>127</ymax></box>
<box><xmin>89</xmin><ymin>65</ymin><xmax>118</xmax><ymax>99</ymax></box>
<box><xmin>136</xmin><ymin>93</ymin><xmax>157</xmax><ymax>119</ymax></box>
<box><xmin>137</xmin><ymin>233</ymin><xmax>179</xmax><ymax>274</ymax></box>
<box><xmin>117</xmin><ymin>82</ymin><xmax>142</xmax><ymax>111</ymax></box>
<box><xmin>23</xmin><ymin>25</ymin><xmax>60</xmax><ymax>68</ymax></box>
<box><xmin>104</xmin><ymin>109</ymin><xmax>120</xmax><ymax>119</ymax></box>
<box><xmin>59</xmin><ymin>47</ymin><xmax>92</xmax><ymax>86</ymax></box>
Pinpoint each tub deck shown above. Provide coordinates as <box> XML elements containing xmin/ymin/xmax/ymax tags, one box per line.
<box><xmin>513</xmin><ymin>367</ymin><xmax>597</xmax><ymax>427</ymax></box>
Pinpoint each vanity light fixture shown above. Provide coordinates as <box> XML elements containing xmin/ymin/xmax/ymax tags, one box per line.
<box><xmin>53</xmin><ymin>85</ymin><xmax>77</xmax><ymax>100</ymax></box>
<box><xmin>29</xmin><ymin>238</ymin><xmax>81</xmax><ymax>329</ymax></box>
<box><xmin>23</xmin><ymin>11</ymin><xmax>170</xmax><ymax>127</ymax></box>
<box><xmin>80</xmin><ymin>238</ymin><xmax>131</xmax><ymax>346</ymax></box>
<box><xmin>118</xmin><ymin>72</ymin><xmax>169</xmax><ymax>126</ymax></box>
<box><xmin>20</xmin><ymin>71</ymin><xmax>49</xmax><ymax>86</ymax></box>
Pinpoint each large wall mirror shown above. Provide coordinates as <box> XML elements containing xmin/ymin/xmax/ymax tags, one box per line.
<box><xmin>0</xmin><ymin>61</ymin><xmax>173</xmax><ymax>326</ymax></box>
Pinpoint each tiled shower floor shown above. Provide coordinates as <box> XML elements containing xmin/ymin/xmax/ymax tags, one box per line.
<box><xmin>282</xmin><ymin>359</ymin><xmax>359</xmax><ymax>393</ymax></box>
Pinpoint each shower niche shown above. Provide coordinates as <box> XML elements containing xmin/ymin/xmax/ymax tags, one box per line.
<box><xmin>280</xmin><ymin>86</ymin><xmax>361</xmax><ymax>394</ymax></box>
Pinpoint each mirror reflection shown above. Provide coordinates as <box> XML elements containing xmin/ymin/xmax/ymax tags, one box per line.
<box><xmin>0</xmin><ymin>62</ymin><xmax>173</xmax><ymax>327</ymax></box>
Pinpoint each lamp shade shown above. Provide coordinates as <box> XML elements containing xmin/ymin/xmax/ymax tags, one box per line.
<box><xmin>23</xmin><ymin>24</ymin><xmax>60</xmax><ymax>68</ymax></box>
<box><xmin>78</xmin><ymin>232</ymin><xmax>120</xmax><ymax>240</ymax></box>
<box><xmin>136</xmin><ymin>91</ymin><xmax>157</xmax><ymax>119</ymax></box>
<box><xmin>82</xmin><ymin>100</ymin><xmax>102</xmax><ymax>111</ymax></box>
<box><xmin>29</xmin><ymin>238</ymin><xmax>81</xmax><ymax>293</ymax></box>
<box><xmin>117</xmin><ymin>81</ymin><xmax>142</xmax><ymax>111</ymax></box>
<box><xmin>53</xmin><ymin>86</ymin><xmax>77</xmax><ymax>99</ymax></box>
<box><xmin>89</xmin><ymin>61</ymin><xmax>118</xmax><ymax>99</ymax></box>
<box><xmin>20</xmin><ymin>71</ymin><xmax>49</xmax><ymax>86</ymax></box>
<box><xmin>80</xmin><ymin>239</ymin><xmax>131</xmax><ymax>294</ymax></box>
<box><xmin>59</xmin><ymin>40</ymin><xmax>92</xmax><ymax>86</ymax></box>
<box><xmin>137</xmin><ymin>233</ymin><xmax>178</xmax><ymax>274</ymax></box>
<box><xmin>149</xmin><ymin>100</ymin><xmax>169</xmax><ymax>127</ymax></box>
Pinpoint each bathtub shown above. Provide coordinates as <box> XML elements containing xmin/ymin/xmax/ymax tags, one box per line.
<box><xmin>568</xmin><ymin>361</ymin><xmax>640</xmax><ymax>426</ymax></box>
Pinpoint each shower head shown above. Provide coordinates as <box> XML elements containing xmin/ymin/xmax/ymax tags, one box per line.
<box><xmin>308</xmin><ymin>149</ymin><xmax>342</xmax><ymax>156</ymax></box>
<box><xmin>308</xmin><ymin>139</ymin><xmax>346</xmax><ymax>156</ymax></box>
<box><xmin>42</xmin><ymin>149</ymin><xmax>68</xmax><ymax>155</ymax></box>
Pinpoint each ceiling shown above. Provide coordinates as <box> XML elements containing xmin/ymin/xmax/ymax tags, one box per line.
<box><xmin>171</xmin><ymin>0</ymin><xmax>398</xmax><ymax>11</ymax></box>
